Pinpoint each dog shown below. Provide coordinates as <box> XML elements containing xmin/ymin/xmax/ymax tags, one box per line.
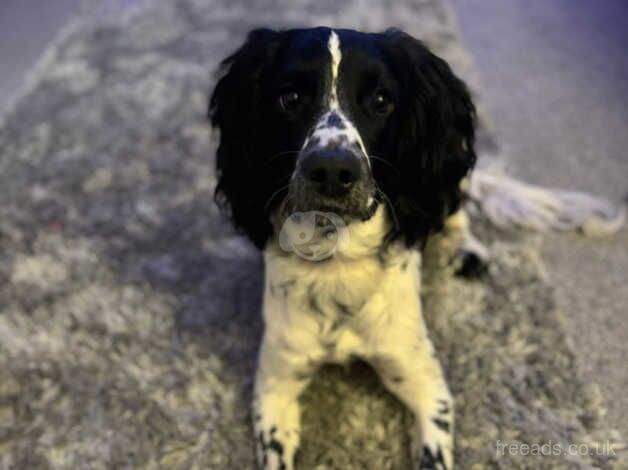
<box><xmin>209</xmin><ymin>26</ymin><xmax>471</xmax><ymax>469</ymax></box>
<box><xmin>208</xmin><ymin>25</ymin><xmax>626</xmax><ymax>470</ymax></box>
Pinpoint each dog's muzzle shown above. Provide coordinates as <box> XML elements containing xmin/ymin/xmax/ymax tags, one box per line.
<box><xmin>280</xmin><ymin>110</ymin><xmax>377</xmax><ymax>219</ymax></box>
<box><xmin>286</xmin><ymin>144</ymin><xmax>375</xmax><ymax>219</ymax></box>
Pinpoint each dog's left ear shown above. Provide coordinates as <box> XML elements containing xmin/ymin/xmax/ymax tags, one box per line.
<box><xmin>380</xmin><ymin>30</ymin><xmax>477</xmax><ymax>246</ymax></box>
<box><xmin>209</xmin><ymin>29</ymin><xmax>282</xmax><ymax>248</ymax></box>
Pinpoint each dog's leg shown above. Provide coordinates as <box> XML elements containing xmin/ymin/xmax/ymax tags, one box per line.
<box><xmin>370</xmin><ymin>328</ymin><xmax>454</xmax><ymax>469</ymax></box>
<box><xmin>253</xmin><ymin>336</ymin><xmax>312</xmax><ymax>470</ymax></box>
<box><xmin>444</xmin><ymin>209</ymin><xmax>489</xmax><ymax>278</ymax></box>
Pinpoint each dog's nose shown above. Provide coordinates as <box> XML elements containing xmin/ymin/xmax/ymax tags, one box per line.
<box><xmin>300</xmin><ymin>149</ymin><xmax>362</xmax><ymax>196</ymax></box>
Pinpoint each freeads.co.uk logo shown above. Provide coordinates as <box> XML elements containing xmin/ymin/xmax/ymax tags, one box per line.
<box><xmin>278</xmin><ymin>211</ymin><xmax>350</xmax><ymax>261</ymax></box>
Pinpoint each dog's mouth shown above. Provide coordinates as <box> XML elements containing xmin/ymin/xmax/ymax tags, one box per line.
<box><xmin>279</xmin><ymin>174</ymin><xmax>379</xmax><ymax>223</ymax></box>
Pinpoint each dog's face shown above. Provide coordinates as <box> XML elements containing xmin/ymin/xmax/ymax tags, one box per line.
<box><xmin>210</xmin><ymin>27</ymin><xmax>476</xmax><ymax>248</ymax></box>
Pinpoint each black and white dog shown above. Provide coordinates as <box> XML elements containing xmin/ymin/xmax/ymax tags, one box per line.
<box><xmin>209</xmin><ymin>27</ymin><xmax>475</xmax><ymax>470</ymax></box>
<box><xmin>209</xmin><ymin>25</ymin><xmax>627</xmax><ymax>470</ymax></box>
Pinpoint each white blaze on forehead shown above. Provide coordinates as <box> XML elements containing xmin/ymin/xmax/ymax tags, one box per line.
<box><xmin>299</xmin><ymin>30</ymin><xmax>369</xmax><ymax>162</ymax></box>
<box><xmin>327</xmin><ymin>31</ymin><xmax>342</xmax><ymax>109</ymax></box>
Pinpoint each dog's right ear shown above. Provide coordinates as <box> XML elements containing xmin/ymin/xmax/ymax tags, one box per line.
<box><xmin>209</xmin><ymin>28</ymin><xmax>281</xmax><ymax>248</ymax></box>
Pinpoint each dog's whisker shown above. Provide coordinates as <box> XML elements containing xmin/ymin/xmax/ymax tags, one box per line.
<box><xmin>375</xmin><ymin>186</ymin><xmax>401</xmax><ymax>232</ymax></box>
<box><xmin>369</xmin><ymin>154</ymin><xmax>400</xmax><ymax>176</ymax></box>
<box><xmin>265</xmin><ymin>150</ymin><xmax>301</xmax><ymax>165</ymax></box>
<box><xmin>281</xmin><ymin>194</ymin><xmax>297</xmax><ymax>214</ymax></box>
<box><xmin>264</xmin><ymin>184</ymin><xmax>291</xmax><ymax>213</ymax></box>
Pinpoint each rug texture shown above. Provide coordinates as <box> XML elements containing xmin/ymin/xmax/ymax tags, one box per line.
<box><xmin>0</xmin><ymin>0</ymin><xmax>624</xmax><ymax>468</ymax></box>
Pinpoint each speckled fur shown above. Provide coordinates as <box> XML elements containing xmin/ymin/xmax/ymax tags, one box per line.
<box><xmin>257</xmin><ymin>206</ymin><xmax>454</xmax><ymax>469</ymax></box>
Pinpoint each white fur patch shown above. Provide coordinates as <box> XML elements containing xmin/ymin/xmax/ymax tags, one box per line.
<box><xmin>327</xmin><ymin>31</ymin><xmax>341</xmax><ymax>109</ymax></box>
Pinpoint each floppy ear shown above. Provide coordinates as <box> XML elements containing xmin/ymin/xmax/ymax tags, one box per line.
<box><xmin>209</xmin><ymin>28</ymin><xmax>281</xmax><ymax>248</ymax></box>
<box><xmin>380</xmin><ymin>30</ymin><xmax>476</xmax><ymax>247</ymax></box>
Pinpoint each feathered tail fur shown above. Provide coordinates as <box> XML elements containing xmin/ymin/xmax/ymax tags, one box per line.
<box><xmin>465</xmin><ymin>167</ymin><xmax>626</xmax><ymax>237</ymax></box>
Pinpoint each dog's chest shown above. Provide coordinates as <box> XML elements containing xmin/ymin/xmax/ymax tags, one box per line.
<box><xmin>270</xmin><ymin>252</ymin><xmax>384</xmax><ymax>310</ymax></box>
<box><xmin>264</xmin><ymin>247</ymin><xmax>420</xmax><ymax>363</ymax></box>
<box><xmin>273</xmin><ymin>259</ymin><xmax>382</xmax><ymax>361</ymax></box>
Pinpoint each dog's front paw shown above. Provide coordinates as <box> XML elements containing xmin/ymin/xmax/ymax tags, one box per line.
<box><xmin>452</xmin><ymin>247</ymin><xmax>488</xmax><ymax>278</ymax></box>
<box><xmin>410</xmin><ymin>399</ymin><xmax>453</xmax><ymax>470</ymax></box>
<box><xmin>256</xmin><ymin>425</ymin><xmax>293</xmax><ymax>470</ymax></box>
<box><xmin>417</xmin><ymin>414</ymin><xmax>453</xmax><ymax>470</ymax></box>
<box><xmin>451</xmin><ymin>231</ymin><xmax>490</xmax><ymax>278</ymax></box>
<box><xmin>253</xmin><ymin>393</ymin><xmax>301</xmax><ymax>470</ymax></box>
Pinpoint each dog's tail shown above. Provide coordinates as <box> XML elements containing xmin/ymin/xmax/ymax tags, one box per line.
<box><xmin>465</xmin><ymin>167</ymin><xmax>626</xmax><ymax>237</ymax></box>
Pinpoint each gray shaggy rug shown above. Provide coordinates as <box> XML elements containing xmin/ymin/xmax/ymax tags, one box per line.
<box><xmin>0</xmin><ymin>0</ymin><xmax>624</xmax><ymax>468</ymax></box>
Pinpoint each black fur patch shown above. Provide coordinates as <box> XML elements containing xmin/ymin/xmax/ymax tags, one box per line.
<box><xmin>326</xmin><ymin>112</ymin><xmax>346</xmax><ymax>129</ymax></box>
<box><xmin>377</xmin><ymin>248</ymin><xmax>389</xmax><ymax>268</ymax></box>
<box><xmin>272</xmin><ymin>279</ymin><xmax>296</xmax><ymax>299</ymax></box>
<box><xmin>308</xmin><ymin>284</ymin><xmax>323</xmax><ymax>315</ymax></box>
<box><xmin>259</xmin><ymin>427</ymin><xmax>287</xmax><ymax>469</ymax></box>
<box><xmin>268</xmin><ymin>426</ymin><xmax>283</xmax><ymax>456</ymax></box>
<box><xmin>454</xmin><ymin>250</ymin><xmax>487</xmax><ymax>278</ymax></box>
<box><xmin>329</xmin><ymin>317</ymin><xmax>344</xmax><ymax>333</ymax></box>
<box><xmin>269</xmin><ymin>439</ymin><xmax>283</xmax><ymax>456</ymax></box>
<box><xmin>420</xmin><ymin>445</ymin><xmax>446</xmax><ymax>469</ymax></box>
<box><xmin>307</xmin><ymin>135</ymin><xmax>321</xmax><ymax>146</ymax></box>
<box><xmin>334</xmin><ymin>300</ymin><xmax>352</xmax><ymax>316</ymax></box>
<box><xmin>432</xmin><ymin>417</ymin><xmax>450</xmax><ymax>433</ymax></box>
<box><xmin>326</xmin><ymin>134</ymin><xmax>349</xmax><ymax>149</ymax></box>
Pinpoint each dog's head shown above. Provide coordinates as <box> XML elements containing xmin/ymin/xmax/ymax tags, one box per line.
<box><xmin>209</xmin><ymin>27</ymin><xmax>476</xmax><ymax>249</ymax></box>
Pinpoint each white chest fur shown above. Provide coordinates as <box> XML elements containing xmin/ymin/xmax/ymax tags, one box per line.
<box><xmin>262</xmin><ymin>207</ymin><xmax>423</xmax><ymax>367</ymax></box>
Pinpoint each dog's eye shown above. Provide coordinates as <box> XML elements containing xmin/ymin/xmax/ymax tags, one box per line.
<box><xmin>278</xmin><ymin>91</ymin><xmax>301</xmax><ymax>112</ymax></box>
<box><xmin>370</xmin><ymin>91</ymin><xmax>394</xmax><ymax>116</ymax></box>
